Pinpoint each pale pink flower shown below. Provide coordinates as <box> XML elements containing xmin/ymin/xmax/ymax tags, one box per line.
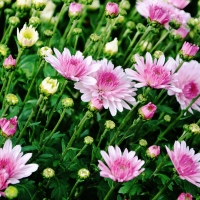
<box><xmin>89</xmin><ymin>97</ymin><xmax>103</xmax><ymax>111</ymax></box>
<box><xmin>125</xmin><ymin>52</ymin><xmax>181</xmax><ymax>93</ymax></box>
<box><xmin>173</xmin><ymin>25</ymin><xmax>190</xmax><ymax>39</ymax></box>
<box><xmin>138</xmin><ymin>102</ymin><xmax>157</xmax><ymax>120</ymax></box>
<box><xmin>3</xmin><ymin>55</ymin><xmax>16</xmax><ymax>69</ymax></box>
<box><xmin>180</xmin><ymin>42</ymin><xmax>199</xmax><ymax>59</ymax></box>
<box><xmin>68</xmin><ymin>2</ymin><xmax>82</xmax><ymax>18</ymax></box>
<box><xmin>98</xmin><ymin>146</ymin><xmax>145</xmax><ymax>182</ymax></box>
<box><xmin>0</xmin><ymin>116</ymin><xmax>18</xmax><ymax>137</ymax></box>
<box><xmin>45</xmin><ymin>48</ymin><xmax>100</xmax><ymax>85</ymax></box>
<box><xmin>75</xmin><ymin>59</ymin><xmax>137</xmax><ymax>116</ymax></box>
<box><xmin>0</xmin><ymin>139</ymin><xmax>38</xmax><ymax>195</ymax></box>
<box><xmin>146</xmin><ymin>145</ymin><xmax>160</xmax><ymax>158</ymax></box>
<box><xmin>168</xmin><ymin>60</ymin><xmax>200</xmax><ymax>113</ymax></box>
<box><xmin>167</xmin><ymin>0</ymin><xmax>190</xmax><ymax>9</ymax></box>
<box><xmin>177</xmin><ymin>192</ymin><xmax>193</xmax><ymax>200</ymax></box>
<box><xmin>166</xmin><ymin>140</ymin><xmax>200</xmax><ymax>187</ymax></box>
<box><xmin>105</xmin><ymin>2</ymin><xmax>119</xmax><ymax>18</ymax></box>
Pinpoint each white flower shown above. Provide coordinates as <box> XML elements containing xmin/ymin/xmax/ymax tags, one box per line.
<box><xmin>104</xmin><ymin>38</ymin><xmax>118</xmax><ymax>56</ymax></box>
<box><xmin>17</xmin><ymin>24</ymin><xmax>39</xmax><ymax>48</ymax></box>
<box><xmin>40</xmin><ymin>0</ymin><xmax>56</xmax><ymax>22</ymax></box>
<box><xmin>16</xmin><ymin>0</ymin><xmax>31</xmax><ymax>9</ymax></box>
<box><xmin>88</xmin><ymin>0</ymin><xmax>100</xmax><ymax>11</ymax></box>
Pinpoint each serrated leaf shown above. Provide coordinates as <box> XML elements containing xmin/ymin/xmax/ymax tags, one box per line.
<box><xmin>118</xmin><ymin>181</ymin><xmax>133</xmax><ymax>194</ymax></box>
<box><xmin>156</xmin><ymin>105</ymin><xmax>176</xmax><ymax>114</ymax></box>
<box><xmin>129</xmin><ymin>184</ymin><xmax>142</xmax><ymax>196</ymax></box>
<box><xmin>22</xmin><ymin>145</ymin><xmax>38</xmax><ymax>152</ymax></box>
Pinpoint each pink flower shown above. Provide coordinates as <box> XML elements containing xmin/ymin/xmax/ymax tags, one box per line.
<box><xmin>173</xmin><ymin>25</ymin><xmax>190</xmax><ymax>39</ymax></box>
<box><xmin>146</xmin><ymin>145</ymin><xmax>160</xmax><ymax>158</ymax></box>
<box><xmin>180</xmin><ymin>42</ymin><xmax>199</xmax><ymax>60</ymax></box>
<box><xmin>139</xmin><ymin>102</ymin><xmax>157</xmax><ymax>120</ymax></box>
<box><xmin>167</xmin><ymin>0</ymin><xmax>190</xmax><ymax>9</ymax></box>
<box><xmin>177</xmin><ymin>192</ymin><xmax>193</xmax><ymax>200</ymax></box>
<box><xmin>125</xmin><ymin>52</ymin><xmax>181</xmax><ymax>93</ymax></box>
<box><xmin>3</xmin><ymin>55</ymin><xmax>16</xmax><ymax>70</ymax></box>
<box><xmin>45</xmin><ymin>48</ymin><xmax>100</xmax><ymax>85</ymax></box>
<box><xmin>75</xmin><ymin>59</ymin><xmax>137</xmax><ymax>116</ymax></box>
<box><xmin>166</xmin><ymin>140</ymin><xmax>200</xmax><ymax>187</ymax></box>
<box><xmin>68</xmin><ymin>2</ymin><xmax>82</xmax><ymax>18</ymax></box>
<box><xmin>0</xmin><ymin>116</ymin><xmax>18</xmax><ymax>137</ymax></box>
<box><xmin>168</xmin><ymin>60</ymin><xmax>200</xmax><ymax>113</ymax></box>
<box><xmin>105</xmin><ymin>2</ymin><xmax>119</xmax><ymax>18</ymax></box>
<box><xmin>89</xmin><ymin>97</ymin><xmax>104</xmax><ymax>111</ymax></box>
<box><xmin>0</xmin><ymin>139</ymin><xmax>38</xmax><ymax>195</ymax></box>
<box><xmin>98</xmin><ymin>146</ymin><xmax>145</xmax><ymax>182</ymax></box>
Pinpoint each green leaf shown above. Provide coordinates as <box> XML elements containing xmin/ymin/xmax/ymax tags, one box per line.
<box><xmin>38</xmin><ymin>154</ymin><xmax>53</xmax><ymax>158</ymax></box>
<box><xmin>157</xmin><ymin>174</ymin><xmax>170</xmax><ymax>185</ymax></box>
<box><xmin>22</xmin><ymin>145</ymin><xmax>38</xmax><ymax>152</ymax></box>
<box><xmin>118</xmin><ymin>181</ymin><xmax>133</xmax><ymax>194</ymax></box>
<box><xmin>129</xmin><ymin>184</ymin><xmax>142</xmax><ymax>196</ymax></box>
<box><xmin>156</xmin><ymin>105</ymin><xmax>176</xmax><ymax>114</ymax></box>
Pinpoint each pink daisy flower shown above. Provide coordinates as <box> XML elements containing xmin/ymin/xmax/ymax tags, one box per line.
<box><xmin>98</xmin><ymin>146</ymin><xmax>145</xmax><ymax>182</ymax></box>
<box><xmin>167</xmin><ymin>0</ymin><xmax>190</xmax><ymax>9</ymax></box>
<box><xmin>75</xmin><ymin>59</ymin><xmax>137</xmax><ymax>116</ymax></box>
<box><xmin>0</xmin><ymin>139</ymin><xmax>38</xmax><ymax>195</ymax></box>
<box><xmin>45</xmin><ymin>48</ymin><xmax>100</xmax><ymax>85</ymax></box>
<box><xmin>125</xmin><ymin>52</ymin><xmax>181</xmax><ymax>93</ymax></box>
<box><xmin>138</xmin><ymin>102</ymin><xmax>157</xmax><ymax>120</ymax></box>
<box><xmin>166</xmin><ymin>140</ymin><xmax>200</xmax><ymax>187</ymax></box>
<box><xmin>172</xmin><ymin>25</ymin><xmax>190</xmax><ymax>39</ymax></box>
<box><xmin>180</xmin><ymin>42</ymin><xmax>199</xmax><ymax>60</ymax></box>
<box><xmin>177</xmin><ymin>192</ymin><xmax>193</xmax><ymax>200</ymax></box>
<box><xmin>168</xmin><ymin>60</ymin><xmax>200</xmax><ymax>113</ymax></box>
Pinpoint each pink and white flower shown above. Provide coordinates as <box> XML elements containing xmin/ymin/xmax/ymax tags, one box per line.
<box><xmin>172</xmin><ymin>25</ymin><xmax>190</xmax><ymax>39</ymax></box>
<box><xmin>125</xmin><ymin>52</ymin><xmax>181</xmax><ymax>93</ymax></box>
<box><xmin>168</xmin><ymin>60</ymin><xmax>200</xmax><ymax>113</ymax></box>
<box><xmin>166</xmin><ymin>140</ymin><xmax>200</xmax><ymax>187</ymax></box>
<box><xmin>68</xmin><ymin>2</ymin><xmax>82</xmax><ymax>18</ymax></box>
<box><xmin>180</xmin><ymin>42</ymin><xmax>199</xmax><ymax>60</ymax></box>
<box><xmin>167</xmin><ymin>0</ymin><xmax>190</xmax><ymax>9</ymax></box>
<box><xmin>177</xmin><ymin>192</ymin><xmax>193</xmax><ymax>200</ymax></box>
<box><xmin>0</xmin><ymin>116</ymin><xmax>18</xmax><ymax>137</ymax></box>
<box><xmin>45</xmin><ymin>48</ymin><xmax>100</xmax><ymax>85</ymax></box>
<box><xmin>138</xmin><ymin>102</ymin><xmax>157</xmax><ymax>120</ymax></box>
<box><xmin>98</xmin><ymin>146</ymin><xmax>145</xmax><ymax>182</ymax></box>
<box><xmin>3</xmin><ymin>55</ymin><xmax>16</xmax><ymax>70</ymax></box>
<box><xmin>105</xmin><ymin>2</ymin><xmax>119</xmax><ymax>18</ymax></box>
<box><xmin>146</xmin><ymin>145</ymin><xmax>160</xmax><ymax>158</ymax></box>
<box><xmin>0</xmin><ymin>139</ymin><xmax>38</xmax><ymax>195</ymax></box>
<box><xmin>75</xmin><ymin>59</ymin><xmax>137</xmax><ymax>116</ymax></box>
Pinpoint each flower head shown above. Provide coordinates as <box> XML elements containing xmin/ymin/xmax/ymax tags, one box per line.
<box><xmin>125</xmin><ymin>52</ymin><xmax>181</xmax><ymax>93</ymax></box>
<box><xmin>146</xmin><ymin>145</ymin><xmax>160</xmax><ymax>158</ymax></box>
<box><xmin>172</xmin><ymin>25</ymin><xmax>190</xmax><ymax>40</ymax></box>
<box><xmin>168</xmin><ymin>60</ymin><xmax>200</xmax><ymax>114</ymax></box>
<box><xmin>4</xmin><ymin>186</ymin><xmax>18</xmax><ymax>199</ymax></box>
<box><xmin>5</xmin><ymin>94</ymin><xmax>19</xmax><ymax>106</ymax></box>
<box><xmin>0</xmin><ymin>116</ymin><xmax>18</xmax><ymax>137</ymax></box>
<box><xmin>177</xmin><ymin>192</ymin><xmax>193</xmax><ymax>200</ymax></box>
<box><xmin>139</xmin><ymin>102</ymin><xmax>157</xmax><ymax>120</ymax></box>
<box><xmin>78</xmin><ymin>168</ymin><xmax>90</xmax><ymax>179</ymax></box>
<box><xmin>45</xmin><ymin>48</ymin><xmax>99</xmax><ymax>85</ymax></box>
<box><xmin>167</xmin><ymin>0</ymin><xmax>190</xmax><ymax>9</ymax></box>
<box><xmin>42</xmin><ymin>168</ymin><xmax>55</xmax><ymax>179</ymax></box>
<box><xmin>104</xmin><ymin>38</ymin><xmax>118</xmax><ymax>57</ymax></box>
<box><xmin>69</xmin><ymin>2</ymin><xmax>82</xmax><ymax>19</ymax></box>
<box><xmin>0</xmin><ymin>139</ymin><xmax>38</xmax><ymax>194</ymax></box>
<box><xmin>16</xmin><ymin>0</ymin><xmax>31</xmax><ymax>10</ymax></box>
<box><xmin>98</xmin><ymin>146</ymin><xmax>145</xmax><ymax>182</ymax></box>
<box><xmin>88</xmin><ymin>97</ymin><xmax>104</xmax><ymax>111</ymax></box>
<box><xmin>17</xmin><ymin>24</ymin><xmax>39</xmax><ymax>48</ymax></box>
<box><xmin>3</xmin><ymin>55</ymin><xmax>16</xmax><ymax>70</ymax></box>
<box><xmin>180</xmin><ymin>42</ymin><xmax>199</xmax><ymax>61</ymax></box>
<box><xmin>105</xmin><ymin>2</ymin><xmax>119</xmax><ymax>18</ymax></box>
<box><xmin>166</xmin><ymin>140</ymin><xmax>200</xmax><ymax>187</ymax></box>
<box><xmin>75</xmin><ymin>59</ymin><xmax>137</xmax><ymax>116</ymax></box>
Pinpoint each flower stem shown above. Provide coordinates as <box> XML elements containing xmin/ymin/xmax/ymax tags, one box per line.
<box><xmin>4</xmin><ymin>25</ymin><xmax>14</xmax><ymax>45</ymax></box>
<box><xmin>68</xmin><ymin>179</ymin><xmax>81</xmax><ymax>200</ymax></box>
<box><xmin>66</xmin><ymin>20</ymin><xmax>78</xmax><ymax>45</ymax></box>
<box><xmin>1</xmin><ymin>104</ymin><xmax>10</xmax><ymax>117</ymax></box>
<box><xmin>175</xmin><ymin>60</ymin><xmax>184</xmax><ymax>72</ymax></box>
<box><xmin>103</xmin><ymin>182</ymin><xmax>118</xmax><ymax>200</ymax></box>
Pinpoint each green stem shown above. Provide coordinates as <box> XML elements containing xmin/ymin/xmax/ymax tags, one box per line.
<box><xmin>103</xmin><ymin>182</ymin><xmax>117</xmax><ymax>200</ymax></box>
<box><xmin>0</xmin><ymin>76</ymin><xmax>8</xmax><ymax>100</ymax></box>
<box><xmin>175</xmin><ymin>60</ymin><xmax>184</xmax><ymax>72</ymax></box>
<box><xmin>66</xmin><ymin>20</ymin><xmax>78</xmax><ymax>45</ymax></box>
<box><xmin>163</xmin><ymin>42</ymin><xmax>174</xmax><ymax>53</ymax></box>
<box><xmin>73</xmin><ymin>35</ymin><xmax>79</xmax><ymax>53</ymax></box>
<box><xmin>60</xmin><ymin>111</ymin><xmax>93</xmax><ymax>162</ymax></box>
<box><xmin>1</xmin><ymin>104</ymin><xmax>10</xmax><ymax>117</ymax></box>
<box><xmin>1</xmin><ymin>24</ymin><xmax>11</xmax><ymax>43</ymax></box>
<box><xmin>68</xmin><ymin>179</ymin><xmax>81</xmax><ymax>200</ymax></box>
<box><xmin>15</xmin><ymin>94</ymin><xmax>44</xmax><ymax>144</ymax></box>
<box><xmin>4</xmin><ymin>25</ymin><xmax>14</xmax><ymax>45</ymax></box>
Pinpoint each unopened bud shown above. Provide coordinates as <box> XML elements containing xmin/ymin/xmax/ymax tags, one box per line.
<box><xmin>3</xmin><ymin>55</ymin><xmax>16</xmax><ymax>70</ymax></box>
<box><xmin>43</xmin><ymin>29</ymin><xmax>54</xmax><ymax>38</ymax></box>
<box><xmin>104</xmin><ymin>120</ymin><xmax>115</xmax><ymax>130</ymax></box>
<box><xmin>189</xmin><ymin>123</ymin><xmax>200</xmax><ymax>134</ymax></box>
<box><xmin>153</xmin><ymin>50</ymin><xmax>164</xmax><ymax>59</ymax></box>
<box><xmin>139</xmin><ymin>139</ymin><xmax>148</xmax><ymax>147</ymax></box>
<box><xmin>68</xmin><ymin>2</ymin><xmax>82</xmax><ymax>20</ymax></box>
<box><xmin>126</xmin><ymin>21</ymin><xmax>135</xmax><ymax>30</ymax></box>
<box><xmin>88</xmin><ymin>0</ymin><xmax>100</xmax><ymax>11</ymax></box>
<box><xmin>0</xmin><ymin>0</ymin><xmax>4</xmax><ymax>9</ymax></box>
<box><xmin>38</xmin><ymin>46</ymin><xmax>52</xmax><ymax>57</ymax></box>
<box><xmin>90</xmin><ymin>33</ymin><xmax>100</xmax><ymax>42</ymax></box>
<box><xmin>88</xmin><ymin>98</ymin><xmax>103</xmax><ymax>111</ymax></box>
<box><xmin>136</xmin><ymin>23</ymin><xmax>146</xmax><ymax>33</ymax></box>
<box><xmin>146</xmin><ymin>145</ymin><xmax>160</xmax><ymax>158</ymax></box>
<box><xmin>35</xmin><ymin>40</ymin><xmax>44</xmax><ymax>48</ymax></box>
<box><xmin>116</xmin><ymin>15</ymin><xmax>124</xmax><ymax>25</ymax></box>
<box><xmin>104</xmin><ymin>38</ymin><xmax>118</xmax><ymax>57</ymax></box>
<box><xmin>29</xmin><ymin>16</ymin><xmax>41</xmax><ymax>27</ymax></box>
<box><xmin>16</xmin><ymin>0</ymin><xmax>31</xmax><ymax>11</ymax></box>
<box><xmin>8</xmin><ymin>16</ymin><xmax>20</xmax><ymax>27</ymax></box>
<box><xmin>0</xmin><ymin>44</ymin><xmax>9</xmax><ymax>57</ymax></box>
<box><xmin>137</xmin><ymin>94</ymin><xmax>147</xmax><ymax>103</ymax></box>
<box><xmin>78</xmin><ymin>168</ymin><xmax>90</xmax><ymax>179</ymax></box>
<box><xmin>4</xmin><ymin>186</ymin><xmax>18</xmax><ymax>199</ymax></box>
<box><xmin>84</xmin><ymin>136</ymin><xmax>94</xmax><ymax>145</ymax></box>
<box><xmin>105</xmin><ymin>2</ymin><xmax>119</xmax><ymax>19</ymax></box>
<box><xmin>120</xmin><ymin>0</ymin><xmax>130</xmax><ymax>10</ymax></box>
<box><xmin>61</xmin><ymin>97</ymin><xmax>74</xmax><ymax>108</ymax></box>
<box><xmin>119</xmin><ymin>8</ymin><xmax>127</xmax><ymax>16</ymax></box>
<box><xmin>164</xmin><ymin>115</ymin><xmax>171</xmax><ymax>122</ymax></box>
<box><xmin>139</xmin><ymin>102</ymin><xmax>157</xmax><ymax>120</ymax></box>
<box><xmin>32</xmin><ymin>0</ymin><xmax>47</xmax><ymax>11</ymax></box>
<box><xmin>6</xmin><ymin>94</ymin><xmax>19</xmax><ymax>106</ymax></box>
<box><xmin>73</xmin><ymin>28</ymin><xmax>82</xmax><ymax>35</ymax></box>
<box><xmin>42</xmin><ymin>168</ymin><xmax>55</xmax><ymax>178</ymax></box>
<box><xmin>4</xmin><ymin>8</ymin><xmax>14</xmax><ymax>15</ymax></box>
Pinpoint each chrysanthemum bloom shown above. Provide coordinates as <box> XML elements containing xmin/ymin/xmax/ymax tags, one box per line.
<box><xmin>5</xmin><ymin>94</ymin><xmax>19</xmax><ymax>106</ymax></box>
<box><xmin>172</xmin><ymin>25</ymin><xmax>190</xmax><ymax>40</ymax></box>
<box><xmin>180</xmin><ymin>42</ymin><xmax>199</xmax><ymax>61</ymax></box>
<box><xmin>125</xmin><ymin>52</ymin><xmax>181</xmax><ymax>93</ymax></box>
<box><xmin>104</xmin><ymin>38</ymin><xmax>118</xmax><ymax>57</ymax></box>
<box><xmin>139</xmin><ymin>102</ymin><xmax>157</xmax><ymax>120</ymax></box>
<box><xmin>168</xmin><ymin>60</ymin><xmax>200</xmax><ymax>113</ymax></box>
<box><xmin>0</xmin><ymin>139</ymin><xmax>38</xmax><ymax>195</ymax></box>
<box><xmin>167</xmin><ymin>0</ymin><xmax>190</xmax><ymax>9</ymax></box>
<box><xmin>45</xmin><ymin>48</ymin><xmax>99</xmax><ymax>85</ymax></box>
<box><xmin>16</xmin><ymin>0</ymin><xmax>31</xmax><ymax>10</ymax></box>
<box><xmin>166</xmin><ymin>140</ymin><xmax>200</xmax><ymax>187</ymax></box>
<box><xmin>75</xmin><ymin>59</ymin><xmax>137</xmax><ymax>116</ymax></box>
<box><xmin>3</xmin><ymin>55</ymin><xmax>16</xmax><ymax>70</ymax></box>
<box><xmin>68</xmin><ymin>2</ymin><xmax>82</xmax><ymax>19</ymax></box>
<box><xmin>177</xmin><ymin>192</ymin><xmax>193</xmax><ymax>200</ymax></box>
<box><xmin>105</xmin><ymin>2</ymin><xmax>119</xmax><ymax>18</ymax></box>
<box><xmin>146</xmin><ymin>145</ymin><xmax>160</xmax><ymax>158</ymax></box>
<box><xmin>0</xmin><ymin>116</ymin><xmax>18</xmax><ymax>137</ymax></box>
<box><xmin>98</xmin><ymin>146</ymin><xmax>145</xmax><ymax>182</ymax></box>
<box><xmin>17</xmin><ymin>24</ymin><xmax>39</xmax><ymax>48</ymax></box>
<box><xmin>32</xmin><ymin>0</ymin><xmax>47</xmax><ymax>11</ymax></box>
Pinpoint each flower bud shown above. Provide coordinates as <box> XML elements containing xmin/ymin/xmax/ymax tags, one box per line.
<box><xmin>153</xmin><ymin>50</ymin><xmax>164</xmax><ymax>59</ymax></box>
<box><xmin>139</xmin><ymin>102</ymin><xmax>157</xmax><ymax>120</ymax></box>
<box><xmin>42</xmin><ymin>168</ymin><xmax>55</xmax><ymax>178</ymax></box>
<box><xmin>5</xmin><ymin>94</ymin><xmax>19</xmax><ymax>106</ymax></box>
<box><xmin>39</xmin><ymin>77</ymin><xmax>59</xmax><ymax>97</ymax></box>
<box><xmin>68</xmin><ymin>2</ymin><xmax>82</xmax><ymax>20</ymax></box>
<box><xmin>88</xmin><ymin>0</ymin><xmax>100</xmax><ymax>11</ymax></box>
<box><xmin>146</xmin><ymin>145</ymin><xmax>160</xmax><ymax>158</ymax></box>
<box><xmin>140</xmin><ymin>40</ymin><xmax>152</xmax><ymax>52</ymax></box>
<box><xmin>32</xmin><ymin>0</ymin><xmax>47</xmax><ymax>11</ymax></box>
<box><xmin>84</xmin><ymin>136</ymin><xmax>94</xmax><ymax>145</ymax></box>
<box><xmin>104</xmin><ymin>120</ymin><xmax>115</xmax><ymax>130</ymax></box>
<box><xmin>38</xmin><ymin>46</ymin><xmax>53</xmax><ymax>57</ymax></box>
<box><xmin>104</xmin><ymin>38</ymin><xmax>118</xmax><ymax>57</ymax></box>
<box><xmin>35</xmin><ymin>40</ymin><xmax>44</xmax><ymax>48</ymax></box>
<box><xmin>43</xmin><ymin>29</ymin><xmax>54</xmax><ymax>38</ymax></box>
<box><xmin>3</xmin><ymin>55</ymin><xmax>16</xmax><ymax>70</ymax></box>
<box><xmin>29</xmin><ymin>16</ymin><xmax>41</xmax><ymax>27</ymax></box>
<box><xmin>0</xmin><ymin>0</ymin><xmax>4</xmax><ymax>9</ymax></box>
<box><xmin>0</xmin><ymin>116</ymin><xmax>18</xmax><ymax>137</ymax></box>
<box><xmin>40</xmin><ymin>0</ymin><xmax>56</xmax><ymax>22</ymax></box>
<box><xmin>105</xmin><ymin>2</ymin><xmax>119</xmax><ymax>19</ymax></box>
<box><xmin>61</xmin><ymin>97</ymin><xmax>74</xmax><ymax>108</ymax></box>
<box><xmin>4</xmin><ymin>8</ymin><xmax>14</xmax><ymax>15</ymax></box>
<box><xmin>90</xmin><ymin>33</ymin><xmax>100</xmax><ymax>42</ymax></box>
<box><xmin>0</xmin><ymin>44</ymin><xmax>9</xmax><ymax>57</ymax></box>
<box><xmin>4</xmin><ymin>186</ymin><xmax>18</xmax><ymax>199</ymax></box>
<box><xmin>177</xmin><ymin>192</ymin><xmax>193</xmax><ymax>200</ymax></box>
<box><xmin>78</xmin><ymin>168</ymin><xmax>90</xmax><ymax>179</ymax></box>
<box><xmin>73</xmin><ymin>28</ymin><xmax>82</xmax><ymax>35</ymax></box>
<box><xmin>115</xmin><ymin>15</ymin><xmax>125</xmax><ymax>25</ymax></box>
<box><xmin>139</xmin><ymin>139</ymin><xmax>148</xmax><ymax>147</ymax></box>
<box><xmin>120</xmin><ymin>0</ymin><xmax>130</xmax><ymax>10</ymax></box>
<box><xmin>79</xmin><ymin>0</ymin><xmax>93</xmax><ymax>5</ymax></box>
<box><xmin>88</xmin><ymin>97</ymin><xmax>103</xmax><ymax>112</ymax></box>
<box><xmin>136</xmin><ymin>23</ymin><xmax>146</xmax><ymax>33</ymax></box>
<box><xmin>16</xmin><ymin>0</ymin><xmax>31</xmax><ymax>11</ymax></box>
<box><xmin>119</xmin><ymin>8</ymin><xmax>127</xmax><ymax>16</ymax></box>
<box><xmin>126</xmin><ymin>21</ymin><xmax>135</xmax><ymax>30</ymax></box>
<box><xmin>187</xmin><ymin>17</ymin><xmax>199</xmax><ymax>28</ymax></box>
<box><xmin>164</xmin><ymin>115</ymin><xmax>171</xmax><ymax>122</ymax></box>
<box><xmin>137</xmin><ymin>94</ymin><xmax>147</xmax><ymax>103</ymax></box>
<box><xmin>17</xmin><ymin>24</ymin><xmax>39</xmax><ymax>48</ymax></box>
<box><xmin>8</xmin><ymin>16</ymin><xmax>20</xmax><ymax>27</ymax></box>
<box><xmin>188</xmin><ymin>123</ymin><xmax>200</xmax><ymax>134</ymax></box>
